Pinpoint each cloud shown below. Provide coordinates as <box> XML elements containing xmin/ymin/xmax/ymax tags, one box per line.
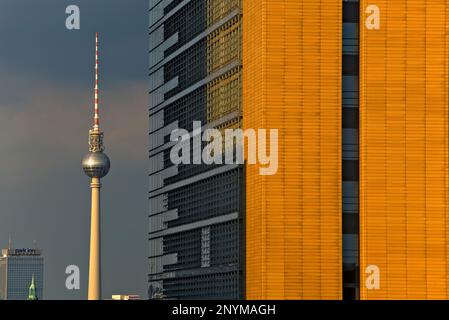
<box><xmin>0</xmin><ymin>78</ymin><xmax>147</xmax><ymax>185</ymax></box>
<box><xmin>0</xmin><ymin>0</ymin><xmax>148</xmax><ymax>85</ymax></box>
<box><xmin>0</xmin><ymin>0</ymin><xmax>148</xmax><ymax>299</ymax></box>
<box><xmin>0</xmin><ymin>78</ymin><xmax>148</xmax><ymax>299</ymax></box>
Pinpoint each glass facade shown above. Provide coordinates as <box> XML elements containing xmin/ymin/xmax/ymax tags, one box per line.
<box><xmin>0</xmin><ymin>249</ymin><xmax>44</xmax><ymax>300</ymax></box>
<box><xmin>148</xmin><ymin>0</ymin><xmax>243</xmax><ymax>299</ymax></box>
<box><xmin>342</xmin><ymin>0</ymin><xmax>360</xmax><ymax>300</ymax></box>
<box><xmin>149</xmin><ymin>0</ymin><xmax>449</xmax><ymax>300</ymax></box>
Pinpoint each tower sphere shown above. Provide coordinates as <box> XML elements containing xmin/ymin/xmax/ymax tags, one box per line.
<box><xmin>82</xmin><ymin>152</ymin><xmax>111</xmax><ymax>178</ymax></box>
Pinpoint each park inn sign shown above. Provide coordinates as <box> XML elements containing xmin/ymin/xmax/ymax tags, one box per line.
<box><xmin>2</xmin><ymin>248</ymin><xmax>42</xmax><ymax>256</ymax></box>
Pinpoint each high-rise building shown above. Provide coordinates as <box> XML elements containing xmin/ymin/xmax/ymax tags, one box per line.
<box><xmin>149</xmin><ymin>0</ymin><xmax>449</xmax><ymax>300</ymax></box>
<box><xmin>0</xmin><ymin>248</ymin><xmax>44</xmax><ymax>300</ymax></box>
<box><xmin>148</xmin><ymin>0</ymin><xmax>244</xmax><ymax>299</ymax></box>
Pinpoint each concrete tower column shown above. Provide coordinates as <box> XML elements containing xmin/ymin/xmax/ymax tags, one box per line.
<box><xmin>88</xmin><ymin>177</ymin><xmax>101</xmax><ymax>300</ymax></box>
<box><xmin>82</xmin><ymin>32</ymin><xmax>110</xmax><ymax>301</ymax></box>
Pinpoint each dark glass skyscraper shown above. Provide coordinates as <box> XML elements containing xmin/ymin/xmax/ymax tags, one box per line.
<box><xmin>148</xmin><ymin>0</ymin><xmax>243</xmax><ymax>299</ymax></box>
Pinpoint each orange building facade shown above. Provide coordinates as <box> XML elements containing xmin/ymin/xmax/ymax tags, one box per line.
<box><xmin>243</xmin><ymin>0</ymin><xmax>343</xmax><ymax>299</ymax></box>
<box><xmin>244</xmin><ymin>0</ymin><xmax>449</xmax><ymax>300</ymax></box>
<box><xmin>149</xmin><ymin>0</ymin><xmax>449</xmax><ymax>300</ymax></box>
<box><xmin>359</xmin><ymin>0</ymin><xmax>449</xmax><ymax>299</ymax></box>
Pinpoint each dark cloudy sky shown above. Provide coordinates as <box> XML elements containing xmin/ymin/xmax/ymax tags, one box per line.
<box><xmin>0</xmin><ymin>0</ymin><xmax>148</xmax><ymax>299</ymax></box>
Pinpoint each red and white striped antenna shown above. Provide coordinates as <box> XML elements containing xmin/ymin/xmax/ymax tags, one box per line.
<box><xmin>93</xmin><ymin>32</ymin><xmax>100</xmax><ymax>131</ymax></box>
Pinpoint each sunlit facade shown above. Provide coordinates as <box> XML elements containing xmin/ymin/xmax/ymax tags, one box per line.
<box><xmin>359</xmin><ymin>0</ymin><xmax>449</xmax><ymax>300</ymax></box>
<box><xmin>149</xmin><ymin>0</ymin><xmax>449</xmax><ymax>300</ymax></box>
<box><xmin>244</xmin><ymin>0</ymin><xmax>343</xmax><ymax>300</ymax></box>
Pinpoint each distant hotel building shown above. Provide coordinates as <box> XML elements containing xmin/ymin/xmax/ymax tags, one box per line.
<box><xmin>0</xmin><ymin>248</ymin><xmax>44</xmax><ymax>300</ymax></box>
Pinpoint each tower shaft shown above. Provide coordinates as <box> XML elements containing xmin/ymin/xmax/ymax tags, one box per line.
<box><xmin>83</xmin><ymin>32</ymin><xmax>109</xmax><ymax>301</ymax></box>
<box><xmin>88</xmin><ymin>177</ymin><xmax>101</xmax><ymax>300</ymax></box>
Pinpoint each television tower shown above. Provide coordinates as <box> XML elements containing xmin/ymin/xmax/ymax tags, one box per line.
<box><xmin>82</xmin><ymin>32</ymin><xmax>110</xmax><ymax>300</ymax></box>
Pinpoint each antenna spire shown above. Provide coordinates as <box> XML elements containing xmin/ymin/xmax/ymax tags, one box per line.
<box><xmin>93</xmin><ymin>32</ymin><xmax>100</xmax><ymax>131</ymax></box>
<box><xmin>87</xmin><ymin>32</ymin><xmax>106</xmax><ymax>153</ymax></box>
